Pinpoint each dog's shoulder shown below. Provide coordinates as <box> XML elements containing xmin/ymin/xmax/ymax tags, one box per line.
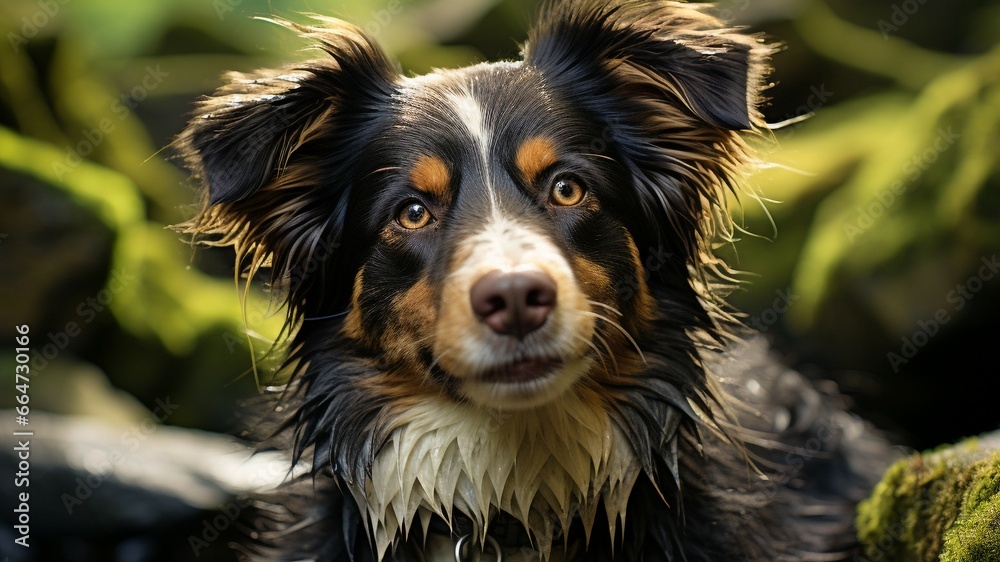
<box><xmin>672</xmin><ymin>337</ymin><xmax>897</xmax><ymax>561</ymax></box>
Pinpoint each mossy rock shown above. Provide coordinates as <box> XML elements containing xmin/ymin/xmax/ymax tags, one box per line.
<box><xmin>857</xmin><ymin>431</ymin><xmax>1000</xmax><ymax>562</ymax></box>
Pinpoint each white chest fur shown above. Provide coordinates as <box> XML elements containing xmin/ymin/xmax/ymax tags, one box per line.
<box><xmin>348</xmin><ymin>394</ymin><xmax>640</xmax><ymax>561</ymax></box>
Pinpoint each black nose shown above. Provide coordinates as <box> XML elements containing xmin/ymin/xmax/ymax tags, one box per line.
<box><xmin>470</xmin><ymin>270</ymin><xmax>557</xmax><ymax>339</ymax></box>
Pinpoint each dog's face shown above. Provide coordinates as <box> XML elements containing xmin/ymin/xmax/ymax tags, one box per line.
<box><xmin>342</xmin><ymin>63</ymin><xmax>657</xmax><ymax>410</ymax></box>
<box><xmin>177</xmin><ymin>1</ymin><xmax>767</xmax><ymax>557</ymax></box>
<box><xmin>178</xmin><ymin>3</ymin><xmax>762</xmax><ymax>409</ymax></box>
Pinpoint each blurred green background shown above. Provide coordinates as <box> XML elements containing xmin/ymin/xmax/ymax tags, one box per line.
<box><xmin>0</xmin><ymin>0</ymin><xmax>998</xmax><ymax>480</ymax></box>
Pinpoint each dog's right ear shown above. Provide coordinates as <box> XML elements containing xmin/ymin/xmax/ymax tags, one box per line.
<box><xmin>174</xmin><ymin>19</ymin><xmax>398</xmax><ymax>314</ymax></box>
<box><xmin>178</xmin><ymin>18</ymin><xmax>397</xmax><ymax>204</ymax></box>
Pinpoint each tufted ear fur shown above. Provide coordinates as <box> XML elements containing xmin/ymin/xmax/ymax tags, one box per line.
<box><xmin>174</xmin><ymin>18</ymin><xmax>398</xmax><ymax>318</ymax></box>
<box><xmin>524</xmin><ymin>0</ymin><xmax>766</xmax><ymax>130</ymax></box>
<box><xmin>524</xmin><ymin>0</ymin><xmax>771</xmax><ymax>337</ymax></box>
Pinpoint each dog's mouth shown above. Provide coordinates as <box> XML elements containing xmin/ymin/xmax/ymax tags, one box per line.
<box><xmin>452</xmin><ymin>352</ymin><xmax>593</xmax><ymax>410</ymax></box>
<box><xmin>479</xmin><ymin>356</ymin><xmax>563</xmax><ymax>384</ymax></box>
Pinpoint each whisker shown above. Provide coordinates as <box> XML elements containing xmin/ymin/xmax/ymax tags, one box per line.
<box><xmin>592</xmin><ymin>331</ymin><xmax>620</xmax><ymax>376</ymax></box>
<box><xmin>364</xmin><ymin>166</ymin><xmax>401</xmax><ymax>180</ymax></box>
<box><xmin>303</xmin><ymin>310</ymin><xmax>350</xmax><ymax>321</ymax></box>
<box><xmin>427</xmin><ymin>346</ymin><xmax>457</xmax><ymax>374</ymax></box>
<box><xmin>580</xmin><ymin>152</ymin><xmax>616</xmax><ymax>163</ymax></box>
<box><xmin>587</xmin><ymin>299</ymin><xmax>623</xmax><ymax>317</ymax></box>
<box><xmin>580</xmin><ymin>311</ymin><xmax>647</xmax><ymax>366</ymax></box>
<box><xmin>573</xmin><ymin>333</ymin><xmax>608</xmax><ymax>374</ymax></box>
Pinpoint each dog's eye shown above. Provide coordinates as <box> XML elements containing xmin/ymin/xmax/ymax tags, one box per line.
<box><xmin>397</xmin><ymin>201</ymin><xmax>434</xmax><ymax>230</ymax></box>
<box><xmin>549</xmin><ymin>176</ymin><xmax>586</xmax><ymax>207</ymax></box>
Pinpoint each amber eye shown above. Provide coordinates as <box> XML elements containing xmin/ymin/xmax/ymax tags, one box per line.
<box><xmin>397</xmin><ymin>201</ymin><xmax>433</xmax><ymax>230</ymax></box>
<box><xmin>550</xmin><ymin>177</ymin><xmax>586</xmax><ymax>206</ymax></box>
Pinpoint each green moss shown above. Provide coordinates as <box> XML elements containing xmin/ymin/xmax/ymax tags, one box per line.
<box><xmin>858</xmin><ymin>436</ymin><xmax>1000</xmax><ymax>562</ymax></box>
<box><xmin>939</xmin><ymin>453</ymin><xmax>1000</xmax><ymax>562</ymax></box>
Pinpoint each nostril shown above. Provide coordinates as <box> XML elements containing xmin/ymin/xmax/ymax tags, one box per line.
<box><xmin>470</xmin><ymin>269</ymin><xmax>557</xmax><ymax>339</ymax></box>
<box><xmin>526</xmin><ymin>286</ymin><xmax>555</xmax><ymax>308</ymax></box>
<box><xmin>485</xmin><ymin>295</ymin><xmax>506</xmax><ymax>315</ymax></box>
<box><xmin>471</xmin><ymin>272</ymin><xmax>510</xmax><ymax>319</ymax></box>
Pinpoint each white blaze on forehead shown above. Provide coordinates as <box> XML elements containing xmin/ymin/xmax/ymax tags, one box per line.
<box><xmin>445</xmin><ymin>90</ymin><xmax>489</xmax><ymax>151</ymax></box>
<box><xmin>444</xmin><ymin>89</ymin><xmax>498</xmax><ymax>213</ymax></box>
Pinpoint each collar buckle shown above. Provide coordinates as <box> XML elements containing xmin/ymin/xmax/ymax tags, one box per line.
<box><xmin>454</xmin><ymin>533</ymin><xmax>502</xmax><ymax>562</ymax></box>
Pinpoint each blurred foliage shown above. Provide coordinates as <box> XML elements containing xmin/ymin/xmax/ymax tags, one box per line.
<box><xmin>726</xmin><ymin>0</ymin><xmax>1000</xmax><ymax>447</ymax></box>
<box><xmin>744</xmin><ymin>2</ymin><xmax>1000</xmax><ymax>333</ymax></box>
<box><xmin>0</xmin><ymin>0</ymin><xmax>997</xmax><ymax>446</ymax></box>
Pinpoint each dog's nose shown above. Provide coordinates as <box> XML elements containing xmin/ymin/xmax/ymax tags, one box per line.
<box><xmin>470</xmin><ymin>270</ymin><xmax>557</xmax><ymax>338</ymax></box>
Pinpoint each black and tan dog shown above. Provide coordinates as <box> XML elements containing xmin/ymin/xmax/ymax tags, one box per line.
<box><xmin>175</xmin><ymin>1</ymin><xmax>892</xmax><ymax>560</ymax></box>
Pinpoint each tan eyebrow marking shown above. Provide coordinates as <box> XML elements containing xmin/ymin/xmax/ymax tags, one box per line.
<box><xmin>516</xmin><ymin>136</ymin><xmax>559</xmax><ymax>184</ymax></box>
<box><xmin>409</xmin><ymin>155</ymin><xmax>451</xmax><ymax>202</ymax></box>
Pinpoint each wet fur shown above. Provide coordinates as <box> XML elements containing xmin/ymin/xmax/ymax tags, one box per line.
<box><xmin>175</xmin><ymin>1</ymin><xmax>892</xmax><ymax>561</ymax></box>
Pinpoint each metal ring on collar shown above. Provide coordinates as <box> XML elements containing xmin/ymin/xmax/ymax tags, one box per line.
<box><xmin>454</xmin><ymin>534</ymin><xmax>502</xmax><ymax>562</ymax></box>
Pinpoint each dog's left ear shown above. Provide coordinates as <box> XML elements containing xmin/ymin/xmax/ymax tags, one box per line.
<box><xmin>524</xmin><ymin>1</ymin><xmax>770</xmax><ymax>278</ymax></box>
<box><xmin>524</xmin><ymin>1</ymin><xmax>770</xmax><ymax>335</ymax></box>
<box><xmin>524</xmin><ymin>1</ymin><xmax>766</xmax><ymax>130</ymax></box>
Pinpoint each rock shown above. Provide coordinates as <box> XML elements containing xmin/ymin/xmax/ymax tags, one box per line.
<box><xmin>856</xmin><ymin>430</ymin><xmax>1000</xmax><ymax>562</ymax></box>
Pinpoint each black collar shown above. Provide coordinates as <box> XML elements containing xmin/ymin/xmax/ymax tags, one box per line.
<box><xmin>426</xmin><ymin>511</ymin><xmax>543</xmax><ymax>551</ymax></box>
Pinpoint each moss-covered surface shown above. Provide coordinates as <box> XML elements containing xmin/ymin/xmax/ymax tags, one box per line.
<box><xmin>857</xmin><ymin>431</ymin><xmax>1000</xmax><ymax>562</ymax></box>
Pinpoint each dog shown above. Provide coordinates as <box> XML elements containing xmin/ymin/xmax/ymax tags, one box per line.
<box><xmin>174</xmin><ymin>1</ymin><xmax>894</xmax><ymax>560</ymax></box>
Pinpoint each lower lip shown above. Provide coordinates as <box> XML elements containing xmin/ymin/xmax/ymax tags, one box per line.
<box><xmin>480</xmin><ymin>358</ymin><xmax>561</xmax><ymax>384</ymax></box>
